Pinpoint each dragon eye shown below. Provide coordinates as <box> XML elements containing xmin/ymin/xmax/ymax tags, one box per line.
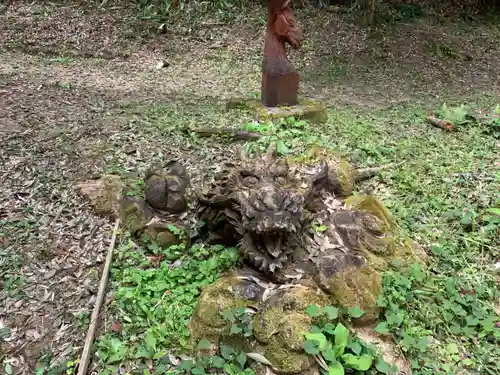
<box><xmin>244</xmin><ymin>176</ymin><xmax>259</xmax><ymax>185</ymax></box>
<box><xmin>239</xmin><ymin>171</ymin><xmax>259</xmax><ymax>186</ymax></box>
<box><xmin>275</xmin><ymin>176</ymin><xmax>286</xmax><ymax>185</ymax></box>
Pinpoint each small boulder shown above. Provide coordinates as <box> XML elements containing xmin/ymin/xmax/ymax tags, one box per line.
<box><xmin>189</xmin><ymin>277</ymin><xmax>328</xmax><ymax>374</ymax></box>
<box><xmin>75</xmin><ymin>175</ymin><xmax>123</xmax><ymax>218</ymax></box>
<box><xmin>252</xmin><ymin>285</ymin><xmax>329</xmax><ymax>373</ymax></box>
<box><xmin>143</xmin><ymin>219</ymin><xmax>186</xmax><ymax>249</ymax></box>
<box><xmin>189</xmin><ymin>276</ymin><xmax>264</xmax><ymax>346</ymax></box>
<box><xmin>323</xmin><ymin>264</ymin><xmax>381</xmax><ymax>325</ymax></box>
<box><xmin>144</xmin><ymin>162</ymin><xmax>189</xmax><ymax>213</ymax></box>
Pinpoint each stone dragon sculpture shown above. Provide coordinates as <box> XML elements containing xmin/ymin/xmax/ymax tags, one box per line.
<box><xmin>117</xmin><ymin>143</ymin><xmax>421</xmax><ymax>374</ymax></box>
<box><xmin>129</xmin><ymin>142</ymin><xmax>397</xmax><ymax>281</ymax></box>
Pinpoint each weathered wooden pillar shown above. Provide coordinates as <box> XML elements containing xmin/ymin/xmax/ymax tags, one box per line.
<box><xmin>261</xmin><ymin>0</ymin><xmax>303</xmax><ymax>107</ymax></box>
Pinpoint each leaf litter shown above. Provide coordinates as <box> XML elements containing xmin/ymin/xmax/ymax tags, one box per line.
<box><xmin>0</xmin><ymin>2</ymin><xmax>259</xmax><ymax>373</ymax></box>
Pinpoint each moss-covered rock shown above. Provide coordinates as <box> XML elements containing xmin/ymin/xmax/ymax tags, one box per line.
<box><xmin>331</xmin><ymin>158</ymin><xmax>357</xmax><ymax>197</ymax></box>
<box><xmin>262</xmin><ymin>336</ymin><xmax>314</xmax><ymax>373</ymax></box>
<box><xmin>190</xmin><ymin>280</ymin><xmax>329</xmax><ymax>374</ymax></box>
<box><xmin>324</xmin><ymin>264</ymin><xmax>381</xmax><ymax>325</ymax></box>
<box><xmin>119</xmin><ymin>196</ymin><xmax>154</xmax><ymax>235</ymax></box>
<box><xmin>312</xmin><ymin>252</ymin><xmax>365</xmax><ymax>289</ymax></box>
<box><xmin>252</xmin><ymin>285</ymin><xmax>329</xmax><ymax>373</ymax></box>
<box><xmin>393</xmin><ymin>238</ymin><xmax>428</xmax><ymax>266</ymax></box>
<box><xmin>343</xmin><ymin>195</ymin><xmax>428</xmax><ymax>269</ymax></box>
<box><xmin>143</xmin><ymin>220</ymin><xmax>186</xmax><ymax>248</ymax></box>
<box><xmin>188</xmin><ymin>276</ymin><xmax>265</xmax><ymax>346</ymax></box>
<box><xmin>331</xmin><ymin>210</ymin><xmax>392</xmax><ymax>254</ymax></box>
<box><xmin>295</xmin><ymin>146</ymin><xmax>357</xmax><ymax>197</ymax></box>
<box><xmin>120</xmin><ymin>196</ymin><xmax>187</xmax><ymax>250</ymax></box>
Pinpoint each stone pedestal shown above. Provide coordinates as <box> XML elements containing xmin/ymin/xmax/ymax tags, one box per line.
<box><xmin>226</xmin><ymin>97</ymin><xmax>328</xmax><ymax>124</ymax></box>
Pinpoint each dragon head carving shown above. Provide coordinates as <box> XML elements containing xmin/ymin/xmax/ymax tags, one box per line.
<box><xmin>198</xmin><ymin>143</ymin><xmax>307</xmax><ymax>274</ymax></box>
<box><xmin>197</xmin><ymin>142</ymin><xmax>361</xmax><ymax>275</ymax></box>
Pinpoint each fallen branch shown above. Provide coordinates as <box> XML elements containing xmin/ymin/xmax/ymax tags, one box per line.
<box><xmin>77</xmin><ymin>218</ymin><xmax>120</xmax><ymax>375</ymax></box>
<box><xmin>355</xmin><ymin>163</ymin><xmax>400</xmax><ymax>182</ymax></box>
<box><xmin>314</xmin><ymin>354</ymin><xmax>329</xmax><ymax>372</ymax></box>
<box><xmin>427</xmin><ymin>115</ymin><xmax>454</xmax><ymax>131</ymax></box>
<box><xmin>190</xmin><ymin>127</ymin><xmax>266</xmax><ymax>140</ymax></box>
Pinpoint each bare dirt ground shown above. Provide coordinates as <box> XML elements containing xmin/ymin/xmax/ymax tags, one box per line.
<box><xmin>0</xmin><ymin>1</ymin><xmax>499</xmax><ymax>374</ymax></box>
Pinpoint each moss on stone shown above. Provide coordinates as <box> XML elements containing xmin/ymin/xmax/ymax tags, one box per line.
<box><xmin>278</xmin><ymin>312</ymin><xmax>312</xmax><ymax>352</ymax></box>
<box><xmin>251</xmin><ymin>286</ymin><xmax>329</xmax><ymax>373</ymax></box>
<box><xmin>294</xmin><ymin>146</ymin><xmax>356</xmax><ymax>196</ymax></box>
<box><xmin>369</xmin><ymin>236</ymin><xmax>397</xmax><ymax>255</ymax></box>
<box><xmin>392</xmin><ymin>238</ymin><xmax>428</xmax><ymax>267</ymax></box>
<box><xmin>120</xmin><ymin>197</ymin><xmax>152</xmax><ymax>235</ymax></box>
<box><xmin>188</xmin><ymin>277</ymin><xmax>257</xmax><ymax>346</ymax></box>
<box><xmin>252</xmin><ymin>307</ymin><xmax>313</xmax><ymax>348</ymax></box>
<box><xmin>264</xmin><ymin>336</ymin><xmax>314</xmax><ymax>374</ymax></box>
<box><xmin>253</xmin><ymin>306</ymin><xmax>284</xmax><ymax>344</ymax></box>
<box><xmin>226</xmin><ymin>97</ymin><xmax>328</xmax><ymax>124</ymax></box>
<box><xmin>362</xmin><ymin>251</ymin><xmax>389</xmax><ymax>271</ymax></box>
<box><xmin>155</xmin><ymin>230</ymin><xmax>183</xmax><ymax>248</ymax></box>
<box><xmin>345</xmin><ymin>195</ymin><xmax>395</xmax><ymax>232</ymax></box>
<box><xmin>193</xmin><ymin>277</ymin><xmax>252</xmax><ymax>327</ymax></box>
<box><xmin>280</xmin><ymin>285</ymin><xmax>330</xmax><ymax>312</ymax></box>
<box><xmin>359</xmin><ymin>227</ymin><xmax>427</xmax><ymax>272</ymax></box>
<box><xmin>325</xmin><ymin>265</ymin><xmax>381</xmax><ymax>326</ymax></box>
<box><xmin>331</xmin><ymin>158</ymin><xmax>356</xmax><ymax>196</ymax></box>
<box><xmin>188</xmin><ymin>316</ymin><xmax>226</xmax><ymax>350</ymax></box>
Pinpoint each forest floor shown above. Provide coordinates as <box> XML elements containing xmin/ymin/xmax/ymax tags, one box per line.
<box><xmin>0</xmin><ymin>1</ymin><xmax>498</xmax><ymax>375</ymax></box>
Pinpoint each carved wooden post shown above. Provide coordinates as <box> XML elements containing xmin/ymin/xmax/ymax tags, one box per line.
<box><xmin>261</xmin><ymin>0</ymin><xmax>303</xmax><ymax>107</ymax></box>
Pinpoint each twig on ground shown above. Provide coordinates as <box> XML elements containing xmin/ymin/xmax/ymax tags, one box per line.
<box><xmin>77</xmin><ymin>219</ymin><xmax>120</xmax><ymax>375</ymax></box>
<box><xmin>189</xmin><ymin>127</ymin><xmax>266</xmax><ymax>140</ymax></box>
<box><xmin>355</xmin><ymin>163</ymin><xmax>400</xmax><ymax>182</ymax></box>
<box><xmin>427</xmin><ymin>115</ymin><xmax>454</xmax><ymax>131</ymax></box>
<box><xmin>314</xmin><ymin>354</ymin><xmax>329</xmax><ymax>371</ymax></box>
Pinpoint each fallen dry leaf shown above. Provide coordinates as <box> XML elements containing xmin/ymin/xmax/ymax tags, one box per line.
<box><xmin>110</xmin><ymin>322</ymin><xmax>121</xmax><ymax>332</ymax></box>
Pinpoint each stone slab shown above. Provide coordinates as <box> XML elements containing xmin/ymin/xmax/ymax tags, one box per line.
<box><xmin>226</xmin><ymin>97</ymin><xmax>328</xmax><ymax>124</ymax></box>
